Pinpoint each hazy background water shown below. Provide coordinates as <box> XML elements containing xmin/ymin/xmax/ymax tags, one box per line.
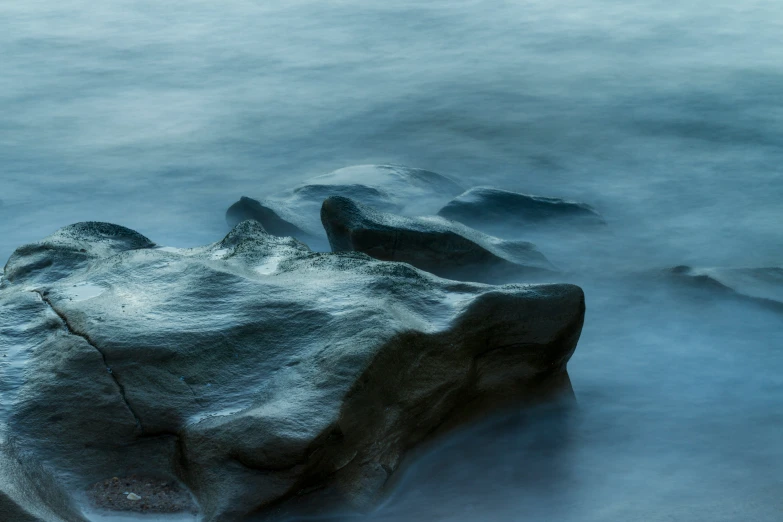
<box><xmin>1</xmin><ymin>1</ymin><xmax>782</xmax><ymax>521</ymax></box>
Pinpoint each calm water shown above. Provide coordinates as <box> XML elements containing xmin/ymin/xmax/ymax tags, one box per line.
<box><xmin>1</xmin><ymin>1</ymin><xmax>782</xmax><ymax>521</ymax></box>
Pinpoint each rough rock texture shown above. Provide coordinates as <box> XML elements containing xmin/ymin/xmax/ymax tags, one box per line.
<box><xmin>0</xmin><ymin>440</ymin><xmax>88</xmax><ymax>522</ymax></box>
<box><xmin>321</xmin><ymin>196</ymin><xmax>556</xmax><ymax>284</ymax></box>
<box><xmin>437</xmin><ymin>187</ymin><xmax>604</xmax><ymax>234</ymax></box>
<box><xmin>0</xmin><ymin>220</ymin><xmax>584</xmax><ymax>521</ymax></box>
<box><xmin>226</xmin><ymin>164</ymin><xmax>465</xmax><ymax>250</ymax></box>
<box><xmin>666</xmin><ymin>265</ymin><xmax>783</xmax><ymax>311</ymax></box>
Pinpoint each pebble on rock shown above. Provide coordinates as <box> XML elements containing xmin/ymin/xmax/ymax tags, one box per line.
<box><xmin>87</xmin><ymin>475</ymin><xmax>196</xmax><ymax>513</ymax></box>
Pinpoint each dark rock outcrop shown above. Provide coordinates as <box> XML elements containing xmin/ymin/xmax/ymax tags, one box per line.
<box><xmin>1</xmin><ymin>220</ymin><xmax>584</xmax><ymax>521</ymax></box>
<box><xmin>437</xmin><ymin>187</ymin><xmax>604</xmax><ymax>234</ymax></box>
<box><xmin>226</xmin><ymin>164</ymin><xmax>465</xmax><ymax>250</ymax></box>
<box><xmin>321</xmin><ymin>196</ymin><xmax>556</xmax><ymax>284</ymax></box>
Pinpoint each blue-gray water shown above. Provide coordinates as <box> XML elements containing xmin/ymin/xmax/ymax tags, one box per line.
<box><xmin>1</xmin><ymin>1</ymin><xmax>782</xmax><ymax>521</ymax></box>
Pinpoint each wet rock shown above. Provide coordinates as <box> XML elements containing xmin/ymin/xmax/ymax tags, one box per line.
<box><xmin>226</xmin><ymin>164</ymin><xmax>465</xmax><ymax>250</ymax></box>
<box><xmin>437</xmin><ymin>187</ymin><xmax>604</xmax><ymax>234</ymax></box>
<box><xmin>665</xmin><ymin>265</ymin><xmax>783</xmax><ymax>312</ymax></box>
<box><xmin>0</xmin><ymin>441</ymin><xmax>88</xmax><ymax>522</ymax></box>
<box><xmin>1</xmin><ymin>220</ymin><xmax>584</xmax><ymax>521</ymax></box>
<box><xmin>321</xmin><ymin>196</ymin><xmax>556</xmax><ymax>283</ymax></box>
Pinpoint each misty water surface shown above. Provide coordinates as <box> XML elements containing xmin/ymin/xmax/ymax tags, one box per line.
<box><xmin>1</xmin><ymin>1</ymin><xmax>782</xmax><ymax>521</ymax></box>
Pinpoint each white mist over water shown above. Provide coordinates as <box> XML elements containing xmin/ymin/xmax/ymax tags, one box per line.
<box><xmin>1</xmin><ymin>1</ymin><xmax>782</xmax><ymax>521</ymax></box>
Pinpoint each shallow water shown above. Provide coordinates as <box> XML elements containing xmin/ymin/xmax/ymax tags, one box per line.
<box><xmin>1</xmin><ymin>1</ymin><xmax>782</xmax><ymax>520</ymax></box>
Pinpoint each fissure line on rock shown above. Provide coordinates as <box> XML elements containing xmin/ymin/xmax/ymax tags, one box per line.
<box><xmin>32</xmin><ymin>290</ymin><xmax>144</xmax><ymax>433</ymax></box>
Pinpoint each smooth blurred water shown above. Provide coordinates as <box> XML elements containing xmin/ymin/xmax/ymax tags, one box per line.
<box><xmin>1</xmin><ymin>1</ymin><xmax>782</xmax><ymax>521</ymax></box>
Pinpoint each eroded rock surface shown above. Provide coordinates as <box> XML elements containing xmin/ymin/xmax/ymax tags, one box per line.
<box><xmin>226</xmin><ymin>164</ymin><xmax>465</xmax><ymax>250</ymax></box>
<box><xmin>321</xmin><ymin>196</ymin><xmax>556</xmax><ymax>283</ymax></box>
<box><xmin>0</xmin><ymin>220</ymin><xmax>584</xmax><ymax>521</ymax></box>
<box><xmin>437</xmin><ymin>187</ymin><xmax>604</xmax><ymax>234</ymax></box>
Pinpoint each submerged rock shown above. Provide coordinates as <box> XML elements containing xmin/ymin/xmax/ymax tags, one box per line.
<box><xmin>226</xmin><ymin>164</ymin><xmax>465</xmax><ymax>249</ymax></box>
<box><xmin>665</xmin><ymin>265</ymin><xmax>783</xmax><ymax>311</ymax></box>
<box><xmin>321</xmin><ymin>196</ymin><xmax>556</xmax><ymax>283</ymax></box>
<box><xmin>0</xmin><ymin>220</ymin><xmax>584</xmax><ymax>521</ymax></box>
<box><xmin>226</xmin><ymin>196</ymin><xmax>309</xmax><ymax>238</ymax></box>
<box><xmin>437</xmin><ymin>187</ymin><xmax>604</xmax><ymax>234</ymax></box>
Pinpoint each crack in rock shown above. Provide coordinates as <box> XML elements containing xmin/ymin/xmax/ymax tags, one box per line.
<box><xmin>32</xmin><ymin>290</ymin><xmax>144</xmax><ymax>433</ymax></box>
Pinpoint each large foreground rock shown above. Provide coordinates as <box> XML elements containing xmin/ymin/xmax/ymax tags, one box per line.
<box><xmin>437</xmin><ymin>187</ymin><xmax>604</xmax><ymax>235</ymax></box>
<box><xmin>321</xmin><ymin>196</ymin><xmax>556</xmax><ymax>283</ymax></box>
<box><xmin>226</xmin><ymin>164</ymin><xmax>465</xmax><ymax>250</ymax></box>
<box><xmin>0</xmin><ymin>221</ymin><xmax>584</xmax><ymax>521</ymax></box>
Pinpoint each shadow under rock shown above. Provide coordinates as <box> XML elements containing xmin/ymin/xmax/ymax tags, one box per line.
<box><xmin>263</xmin><ymin>399</ymin><xmax>578</xmax><ymax>522</ymax></box>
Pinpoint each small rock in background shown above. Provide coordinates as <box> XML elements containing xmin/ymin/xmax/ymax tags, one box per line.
<box><xmin>127</xmin><ymin>492</ymin><xmax>141</xmax><ymax>501</ymax></box>
<box><xmin>437</xmin><ymin>186</ymin><xmax>605</xmax><ymax>233</ymax></box>
<box><xmin>321</xmin><ymin>196</ymin><xmax>555</xmax><ymax>283</ymax></box>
